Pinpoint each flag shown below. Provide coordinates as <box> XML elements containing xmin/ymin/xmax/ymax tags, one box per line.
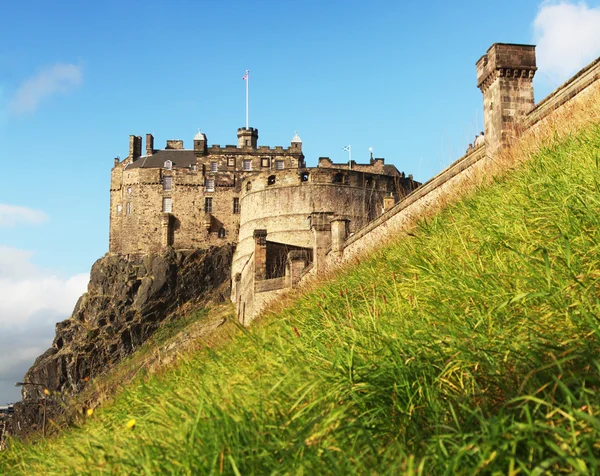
<box><xmin>343</xmin><ymin>145</ymin><xmax>350</xmax><ymax>152</ymax></box>
<box><xmin>242</xmin><ymin>70</ymin><xmax>248</xmax><ymax>80</ymax></box>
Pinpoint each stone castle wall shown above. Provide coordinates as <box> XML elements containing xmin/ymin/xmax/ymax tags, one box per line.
<box><xmin>325</xmin><ymin>49</ymin><xmax>600</xmax><ymax>271</ymax></box>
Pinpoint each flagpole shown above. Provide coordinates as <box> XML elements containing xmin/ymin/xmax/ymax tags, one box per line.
<box><xmin>245</xmin><ymin>70</ymin><xmax>249</xmax><ymax>129</ymax></box>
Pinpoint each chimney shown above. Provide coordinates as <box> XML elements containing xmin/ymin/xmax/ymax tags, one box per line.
<box><xmin>146</xmin><ymin>134</ymin><xmax>154</xmax><ymax>156</ymax></box>
<box><xmin>129</xmin><ymin>135</ymin><xmax>142</xmax><ymax>160</ymax></box>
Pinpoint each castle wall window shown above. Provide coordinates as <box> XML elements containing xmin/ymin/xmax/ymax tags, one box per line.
<box><xmin>163</xmin><ymin>176</ymin><xmax>172</xmax><ymax>191</ymax></box>
<box><xmin>246</xmin><ymin>181</ymin><xmax>252</xmax><ymax>191</ymax></box>
<box><xmin>275</xmin><ymin>160</ymin><xmax>284</xmax><ymax>170</ymax></box>
<box><xmin>191</xmin><ymin>164</ymin><xmax>197</xmax><ymax>171</ymax></box>
<box><xmin>267</xmin><ymin>175</ymin><xmax>276</xmax><ymax>186</ymax></box>
<box><xmin>162</xmin><ymin>197</ymin><xmax>172</xmax><ymax>213</ymax></box>
<box><xmin>300</xmin><ymin>172</ymin><xmax>309</xmax><ymax>182</ymax></box>
<box><xmin>127</xmin><ymin>186</ymin><xmax>132</xmax><ymax>194</ymax></box>
<box><xmin>164</xmin><ymin>160</ymin><xmax>173</xmax><ymax>170</ymax></box>
<box><xmin>205</xmin><ymin>179</ymin><xmax>215</xmax><ymax>192</ymax></box>
<box><xmin>261</xmin><ymin>158</ymin><xmax>270</xmax><ymax>168</ymax></box>
<box><xmin>205</xmin><ymin>197</ymin><xmax>213</xmax><ymax>213</ymax></box>
<box><xmin>233</xmin><ymin>197</ymin><xmax>240</xmax><ymax>214</ymax></box>
<box><xmin>218</xmin><ymin>228</ymin><xmax>226</xmax><ymax>238</ymax></box>
<box><xmin>227</xmin><ymin>157</ymin><xmax>235</xmax><ymax>167</ymax></box>
<box><xmin>243</xmin><ymin>160</ymin><xmax>252</xmax><ymax>171</ymax></box>
<box><xmin>116</xmin><ymin>204</ymin><xmax>122</xmax><ymax>214</ymax></box>
<box><xmin>333</xmin><ymin>173</ymin><xmax>344</xmax><ymax>184</ymax></box>
<box><xmin>126</xmin><ymin>202</ymin><xmax>132</xmax><ymax>215</ymax></box>
<box><xmin>210</xmin><ymin>161</ymin><xmax>218</xmax><ymax>173</ymax></box>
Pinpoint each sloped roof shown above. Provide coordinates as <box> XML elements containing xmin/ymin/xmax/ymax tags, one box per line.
<box><xmin>125</xmin><ymin>150</ymin><xmax>197</xmax><ymax>170</ymax></box>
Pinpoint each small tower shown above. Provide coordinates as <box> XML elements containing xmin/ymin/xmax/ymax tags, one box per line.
<box><xmin>291</xmin><ymin>132</ymin><xmax>302</xmax><ymax>152</ymax></box>
<box><xmin>477</xmin><ymin>43</ymin><xmax>537</xmax><ymax>152</ymax></box>
<box><xmin>193</xmin><ymin>129</ymin><xmax>207</xmax><ymax>156</ymax></box>
<box><xmin>237</xmin><ymin>127</ymin><xmax>258</xmax><ymax>149</ymax></box>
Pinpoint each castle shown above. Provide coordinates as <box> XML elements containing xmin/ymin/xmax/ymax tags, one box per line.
<box><xmin>110</xmin><ymin>42</ymin><xmax>600</xmax><ymax>323</ymax></box>
<box><xmin>110</xmin><ymin>127</ymin><xmax>420</xmax><ymax>321</ymax></box>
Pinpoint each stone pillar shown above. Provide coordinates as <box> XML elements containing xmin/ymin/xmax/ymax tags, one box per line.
<box><xmin>287</xmin><ymin>250</ymin><xmax>309</xmax><ymax>287</ymax></box>
<box><xmin>161</xmin><ymin>213</ymin><xmax>173</xmax><ymax>248</ymax></box>
<box><xmin>330</xmin><ymin>218</ymin><xmax>350</xmax><ymax>254</ymax></box>
<box><xmin>129</xmin><ymin>135</ymin><xmax>142</xmax><ymax>160</ymax></box>
<box><xmin>253</xmin><ymin>229</ymin><xmax>267</xmax><ymax>281</ymax></box>
<box><xmin>310</xmin><ymin>212</ymin><xmax>331</xmax><ymax>273</ymax></box>
<box><xmin>383</xmin><ymin>194</ymin><xmax>396</xmax><ymax>212</ymax></box>
<box><xmin>477</xmin><ymin>43</ymin><xmax>537</xmax><ymax>153</ymax></box>
<box><xmin>146</xmin><ymin>133</ymin><xmax>154</xmax><ymax>156</ymax></box>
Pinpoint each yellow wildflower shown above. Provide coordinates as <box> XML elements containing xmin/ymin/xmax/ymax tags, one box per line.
<box><xmin>86</xmin><ymin>408</ymin><xmax>94</xmax><ymax>417</ymax></box>
<box><xmin>43</xmin><ymin>388</ymin><xmax>50</xmax><ymax>396</ymax></box>
<box><xmin>126</xmin><ymin>419</ymin><xmax>136</xmax><ymax>429</ymax></box>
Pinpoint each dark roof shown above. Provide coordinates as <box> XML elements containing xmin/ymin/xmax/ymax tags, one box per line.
<box><xmin>125</xmin><ymin>150</ymin><xmax>197</xmax><ymax>170</ymax></box>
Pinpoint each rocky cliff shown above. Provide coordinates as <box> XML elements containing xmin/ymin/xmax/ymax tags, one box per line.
<box><xmin>12</xmin><ymin>245</ymin><xmax>233</xmax><ymax>434</ymax></box>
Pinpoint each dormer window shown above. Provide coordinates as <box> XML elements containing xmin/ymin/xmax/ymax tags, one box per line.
<box><xmin>164</xmin><ymin>160</ymin><xmax>173</xmax><ymax>170</ymax></box>
<box><xmin>210</xmin><ymin>161</ymin><xmax>218</xmax><ymax>172</ymax></box>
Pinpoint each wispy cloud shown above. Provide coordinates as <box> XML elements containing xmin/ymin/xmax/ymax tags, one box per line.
<box><xmin>533</xmin><ymin>1</ymin><xmax>600</xmax><ymax>85</ymax></box>
<box><xmin>8</xmin><ymin>63</ymin><xmax>83</xmax><ymax>116</ymax></box>
<box><xmin>0</xmin><ymin>204</ymin><xmax>48</xmax><ymax>227</ymax></box>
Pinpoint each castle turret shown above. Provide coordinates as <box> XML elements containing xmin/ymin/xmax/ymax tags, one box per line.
<box><xmin>237</xmin><ymin>127</ymin><xmax>258</xmax><ymax>149</ymax></box>
<box><xmin>291</xmin><ymin>132</ymin><xmax>302</xmax><ymax>152</ymax></box>
<box><xmin>477</xmin><ymin>43</ymin><xmax>537</xmax><ymax>152</ymax></box>
<box><xmin>193</xmin><ymin>129</ymin><xmax>207</xmax><ymax>156</ymax></box>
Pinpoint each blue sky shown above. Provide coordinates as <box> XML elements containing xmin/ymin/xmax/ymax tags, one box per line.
<box><xmin>1</xmin><ymin>0</ymin><xmax>600</xmax><ymax>403</ymax></box>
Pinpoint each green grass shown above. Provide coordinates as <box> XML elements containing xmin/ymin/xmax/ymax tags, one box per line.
<box><xmin>3</xmin><ymin>125</ymin><xmax>600</xmax><ymax>474</ymax></box>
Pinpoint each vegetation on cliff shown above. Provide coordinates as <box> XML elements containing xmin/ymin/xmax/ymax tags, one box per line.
<box><xmin>3</xmin><ymin>121</ymin><xmax>600</xmax><ymax>473</ymax></box>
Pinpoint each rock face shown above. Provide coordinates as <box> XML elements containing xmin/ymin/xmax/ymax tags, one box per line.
<box><xmin>17</xmin><ymin>245</ymin><xmax>233</xmax><ymax>403</ymax></box>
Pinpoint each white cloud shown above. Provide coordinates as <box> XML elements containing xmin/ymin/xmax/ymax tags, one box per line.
<box><xmin>8</xmin><ymin>63</ymin><xmax>83</xmax><ymax>116</ymax></box>
<box><xmin>0</xmin><ymin>246</ymin><xmax>88</xmax><ymax>402</ymax></box>
<box><xmin>0</xmin><ymin>204</ymin><xmax>48</xmax><ymax>227</ymax></box>
<box><xmin>533</xmin><ymin>1</ymin><xmax>600</xmax><ymax>84</ymax></box>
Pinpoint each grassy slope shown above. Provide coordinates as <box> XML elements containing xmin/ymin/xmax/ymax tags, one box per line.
<box><xmin>2</xmin><ymin>125</ymin><xmax>600</xmax><ymax>474</ymax></box>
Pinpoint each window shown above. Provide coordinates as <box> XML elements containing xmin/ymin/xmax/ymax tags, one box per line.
<box><xmin>261</xmin><ymin>157</ymin><xmax>270</xmax><ymax>168</ymax></box>
<box><xmin>243</xmin><ymin>160</ymin><xmax>252</xmax><ymax>171</ymax></box>
<box><xmin>333</xmin><ymin>173</ymin><xmax>344</xmax><ymax>184</ymax></box>
<box><xmin>116</xmin><ymin>204</ymin><xmax>122</xmax><ymax>214</ymax></box>
<box><xmin>267</xmin><ymin>175</ymin><xmax>276</xmax><ymax>186</ymax></box>
<box><xmin>205</xmin><ymin>179</ymin><xmax>215</xmax><ymax>192</ymax></box>
<box><xmin>227</xmin><ymin>157</ymin><xmax>235</xmax><ymax>167</ymax></box>
<box><xmin>246</xmin><ymin>181</ymin><xmax>252</xmax><ymax>191</ymax></box>
<box><xmin>210</xmin><ymin>161</ymin><xmax>218</xmax><ymax>172</ymax></box>
<box><xmin>163</xmin><ymin>176</ymin><xmax>172</xmax><ymax>191</ymax></box>
<box><xmin>275</xmin><ymin>160</ymin><xmax>284</xmax><ymax>170</ymax></box>
<box><xmin>164</xmin><ymin>160</ymin><xmax>172</xmax><ymax>170</ymax></box>
<box><xmin>191</xmin><ymin>164</ymin><xmax>197</xmax><ymax>171</ymax></box>
<box><xmin>204</xmin><ymin>197</ymin><xmax>213</xmax><ymax>213</ymax></box>
<box><xmin>300</xmin><ymin>172</ymin><xmax>309</xmax><ymax>182</ymax></box>
<box><xmin>233</xmin><ymin>197</ymin><xmax>240</xmax><ymax>214</ymax></box>
<box><xmin>218</xmin><ymin>228</ymin><xmax>226</xmax><ymax>238</ymax></box>
<box><xmin>162</xmin><ymin>197</ymin><xmax>172</xmax><ymax>213</ymax></box>
<box><xmin>126</xmin><ymin>202</ymin><xmax>132</xmax><ymax>215</ymax></box>
<box><xmin>127</xmin><ymin>186</ymin><xmax>132</xmax><ymax>194</ymax></box>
